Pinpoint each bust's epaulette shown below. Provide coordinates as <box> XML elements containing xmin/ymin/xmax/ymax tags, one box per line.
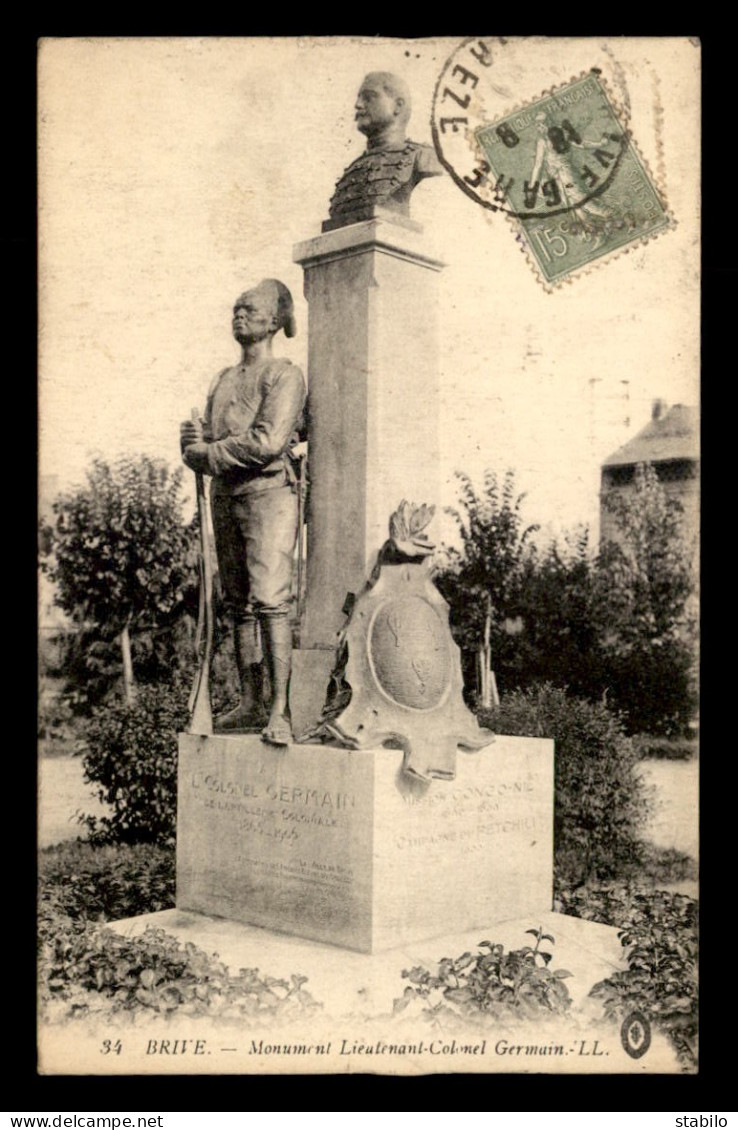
<box><xmin>328</xmin><ymin>141</ymin><xmax>426</xmax><ymax>221</ymax></box>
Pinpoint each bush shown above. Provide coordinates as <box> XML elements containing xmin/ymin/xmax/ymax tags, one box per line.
<box><xmin>40</xmin><ymin>924</ymin><xmax>321</xmax><ymax>1023</ymax></box>
<box><xmin>603</xmin><ymin>642</ymin><xmax>698</xmax><ymax>738</ymax></box>
<box><xmin>558</xmin><ymin>883</ymin><xmax>698</xmax><ymax>1071</ymax></box>
<box><xmin>55</xmin><ymin>615</ymin><xmax>204</xmax><ymax>717</ymax></box>
<box><xmin>38</xmin><ymin>841</ymin><xmax>176</xmax><ymax>945</ymax></box>
<box><xmin>38</xmin><ymin>841</ymin><xmax>321</xmax><ymax>1024</ymax></box>
<box><xmin>82</xmin><ymin>683</ymin><xmax>190</xmax><ymax>844</ymax></box>
<box><xmin>480</xmin><ymin>684</ymin><xmax>651</xmax><ymax>888</ymax></box>
<box><xmin>512</xmin><ymin>531</ymin><xmax>604</xmax><ymax>701</ymax></box>
<box><xmin>632</xmin><ymin>734</ymin><xmax>698</xmax><ymax>761</ymax></box>
<box><xmin>393</xmin><ymin>926</ymin><xmax>572</xmax><ymax>1027</ymax></box>
<box><xmin>597</xmin><ymin>463</ymin><xmax>698</xmax><ymax>738</ymax></box>
<box><xmin>638</xmin><ymin>845</ymin><xmax>697</xmax><ymax>887</ymax></box>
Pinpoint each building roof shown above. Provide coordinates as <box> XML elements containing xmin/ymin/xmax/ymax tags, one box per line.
<box><xmin>602</xmin><ymin>404</ymin><xmax>699</xmax><ymax>469</ymax></box>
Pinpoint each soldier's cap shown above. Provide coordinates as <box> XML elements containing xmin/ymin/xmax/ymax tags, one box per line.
<box><xmin>234</xmin><ymin>279</ymin><xmax>297</xmax><ymax>338</ymax></box>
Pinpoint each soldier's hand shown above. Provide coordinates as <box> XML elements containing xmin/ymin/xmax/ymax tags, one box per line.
<box><xmin>180</xmin><ymin>419</ymin><xmax>205</xmax><ymax>452</ymax></box>
<box><xmin>182</xmin><ymin>442</ymin><xmax>210</xmax><ymax>473</ymax></box>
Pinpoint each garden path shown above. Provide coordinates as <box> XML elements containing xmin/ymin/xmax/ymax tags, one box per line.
<box><xmin>638</xmin><ymin>758</ymin><xmax>698</xmax><ymax>859</ymax></box>
<box><xmin>38</xmin><ymin>751</ymin><xmax>110</xmax><ymax>848</ymax></box>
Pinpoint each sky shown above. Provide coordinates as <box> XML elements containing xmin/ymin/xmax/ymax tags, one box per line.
<box><xmin>38</xmin><ymin>36</ymin><xmax>700</xmax><ymax>549</ymax></box>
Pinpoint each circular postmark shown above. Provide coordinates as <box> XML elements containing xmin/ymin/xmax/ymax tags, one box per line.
<box><xmin>620</xmin><ymin>1010</ymin><xmax>652</xmax><ymax>1059</ymax></box>
<box><xmin>430</xmin><ymin>38</ymin><xmax>671</xmax><ymax>285</ymax></box>
<box><xmin>432</xmin><ymin>41</ymin><xmax>627</xmax><ymax>222</ymax></box>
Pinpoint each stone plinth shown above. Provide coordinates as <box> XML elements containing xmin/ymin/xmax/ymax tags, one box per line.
<box><xmin>177</xmin><ymin>732</ymin><xmax>553</xmax><ymax>954</ymax></box>
<box><xmin>293</xmin><ymin>217</ymin><xmax>444</xmax><ymax>655</ymax></box>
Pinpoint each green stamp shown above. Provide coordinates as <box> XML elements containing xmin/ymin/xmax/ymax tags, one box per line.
<box><xmin>473</xmin><ymin>73</ymin><xmax>670</xmax><ymax>284</ymax></box>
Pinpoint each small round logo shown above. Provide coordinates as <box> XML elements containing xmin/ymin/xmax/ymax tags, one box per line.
<box><xmin>620</xmin><ymin>1011</ymin><xmax>652</xmax><ymax>1059</ymax></box>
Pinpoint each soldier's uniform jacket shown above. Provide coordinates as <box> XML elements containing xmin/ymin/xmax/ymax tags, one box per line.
<box><xmin>204</xmin><ymin>357</ymin><xmax>306</xmax><ymax>499</ymax></box>
<box><xmin>328</xmin><ymin>140</ymin><xmax>431</xmax><ymax>225</ymax></box>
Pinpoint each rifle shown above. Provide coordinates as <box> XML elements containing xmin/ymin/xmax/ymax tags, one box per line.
<box><xmin>188</xmin><ymin>408</ymin><xmax>214</xmax><ymax>734</ymax></box>
<box><xmin>288</xmin><ymin>441</ymin><xmax>308</xmax><ymax>646</ymax></box>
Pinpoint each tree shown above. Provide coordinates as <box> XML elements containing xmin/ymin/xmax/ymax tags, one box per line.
<box><xmin>597</xmin><ymin>462</ymin><xmax>698</xmax><ymax>735</ymax></box>
<box><xmin>517</xmin><ymin>527</ymin><xmax>604</xmax><ymax>699</ymax></box>
<box><xmin>40</xmin><ymin>455</ymin><xmax>199</xmax><ymax>704</ymax></box>
<box><xmin>434</xmin><ymin>469</ymin><xmax>539</xmax><ymax>706</ymax></box>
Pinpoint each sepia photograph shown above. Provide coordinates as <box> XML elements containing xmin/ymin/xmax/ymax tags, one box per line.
<box><xmin>37</xmin><ymin>36</ymin><xmax>700</xmax><ymax>1076</ymax></box>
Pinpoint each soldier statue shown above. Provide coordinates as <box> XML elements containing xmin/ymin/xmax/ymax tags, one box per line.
<box><xmin>180</xmin><ymin>280</ymin><xmax>306</xmax><ymax>746</ymax></box>
<box><xmin>325</xmin><ymin>71</ymin><xmax>443</xmax><ymax>230</ymax></box>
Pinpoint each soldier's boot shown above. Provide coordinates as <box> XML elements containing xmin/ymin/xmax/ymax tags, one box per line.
<box><xmin>260</xmin><ymin>612</ymin><xmax>294</xmax><ymax>747</ymax></box>
<box><xmin>215</xmin><ymin>618</ymin><xmax>268</xmax><ymax>732</ymax></box>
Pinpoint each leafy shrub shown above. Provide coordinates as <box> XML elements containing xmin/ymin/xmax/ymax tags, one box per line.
<box><xmin>602</xmin><ymin>643</ymin><xmax>698</xmax><ymax>738</ymax></box>
<box><xmin>56</xmin><ymin>627</ymin><xmax>131</xmax><ymax>715</ymax></box>
<box><xmin>513</xmin><ymin>530</ymin><xmax>604</xmax><ymax>701</ymax></box>
<box><xmin>39</xmin><ymin>628</ymin><xmax>79</xmax><ymax>680</ymax></box>
<box><xmin>40</xmin><ymin>925</ymin><xmax>321</xmax><ymax>1023</ymax></box>
<box><xmin>480</xmin><ymin>684</ymin><xmax>651</xmax><ymax>888</ymax></box>
<box><xmin>77</xmin><ymin>606</ymin><xmax>257</xmax><ymax>843</ymax></box>
<box><xmin>632</xmin><ymin>735</ymin><xmax>698</xmax><ymax>761</ymax></box>
<box><xmin>38</xmin><ymin>841</ymin><xmax>176</xmax><ymax>945</ymax></box>
<box><xmin>597</xmin><ymin>464</ymin><xmax>698</xmax><ymax>738</ymax></box>
<box><xmin>638</xmin><ymin>845</ymin><xmax>697</xmax><ymax>887</ymax></box>
<box><xmin>558</xmin><ymin>883</ymin><xmax>697</xmax><ymax>1071</ymax></box>
<box><xmin>38</xmin><ymin>840</ymin><xmax>321</xmax><ymax>1023</ymax></box>
<box><xmin>81</xmin><ymin>683</ymin><xmax>190</xmax><ymax>844</ymax></box>
<box><xmin>394</xmin><ymin>926</ymin><xmax>571</xmax><ymax>1025</ymax></box>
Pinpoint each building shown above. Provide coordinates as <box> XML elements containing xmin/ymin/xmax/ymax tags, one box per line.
<box><xmin>599</xmin><ymin>400</ymin><xmax>699</xmax><ymax>549</ymax></box>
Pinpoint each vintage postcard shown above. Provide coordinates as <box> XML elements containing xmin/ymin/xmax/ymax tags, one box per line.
<box><xmin>38</xmin><ymin>36</ymin><xmax>700</xmax><ymax>1076</ymax></box>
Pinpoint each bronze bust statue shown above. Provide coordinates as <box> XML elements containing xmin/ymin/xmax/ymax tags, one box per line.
<box><xmin>324</xmin><ymin>72</ymin><xmax>443</xmax><ymax>231</ymax></box>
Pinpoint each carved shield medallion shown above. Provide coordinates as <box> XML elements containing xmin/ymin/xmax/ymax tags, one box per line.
<box><xmin>326</xmin><ymin>560</ymin><xmax>493</xmax><ymax>781</ymax></box>
<box><xmin>369</xmin><ymin>594</ymin><xmax>451</xmax><ymax>710</ymax></box>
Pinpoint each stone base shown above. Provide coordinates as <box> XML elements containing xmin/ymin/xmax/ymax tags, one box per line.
<box><xmin>177</xmin><ymin>732</ymin><xmax>553</xmax><ymax>953</ymax></box>
<box><xmin>110</xmin><ymin>907</ymin><xmax>625</xmax><ymax>1019</ymax></box>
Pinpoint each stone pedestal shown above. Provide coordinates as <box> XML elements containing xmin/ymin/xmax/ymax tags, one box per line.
<box><xmin>177</xmin><ymin>732</ymin><xmax>553</xmax><ymax>954</ymax></box>
<box><xmin>291</xmin><ymin>217</ymin><xmax>444</xmax><ymax>733</ymax></box>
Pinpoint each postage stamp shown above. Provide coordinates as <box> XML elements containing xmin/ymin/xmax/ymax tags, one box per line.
<box><xmin>432</xmin><ymin>46</ymin><xmax>672</xmax><ymax>286</ymax></box>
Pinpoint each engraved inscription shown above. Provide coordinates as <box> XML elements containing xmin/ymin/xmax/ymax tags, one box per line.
<box><xmin>396</xmin><ymin>816</ymin><xmax>537</xmax><ymax>852</ymax></box>
<box><xmin>190</xmin><ymin>772</ymin><xmax>355</xmax><ymax>810</ymax></box>
<box><xmin>395</xmin><ymin>775</ymin><xmax>540</xmax><ymax>855</ymax></box>
<box><xmin>401</xmin><ymin>777</ymin><xmax>535</xmax><ymax>807</ymax></box>
<box><xmin>186</xmin><ymin>770</ymin><xmax>358</xmax><ymax>899</ymax></box>
<box><xmin>236</xmin><ymin>856</ymin><xmax>354</xmax><ymax>892</ymax></box>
